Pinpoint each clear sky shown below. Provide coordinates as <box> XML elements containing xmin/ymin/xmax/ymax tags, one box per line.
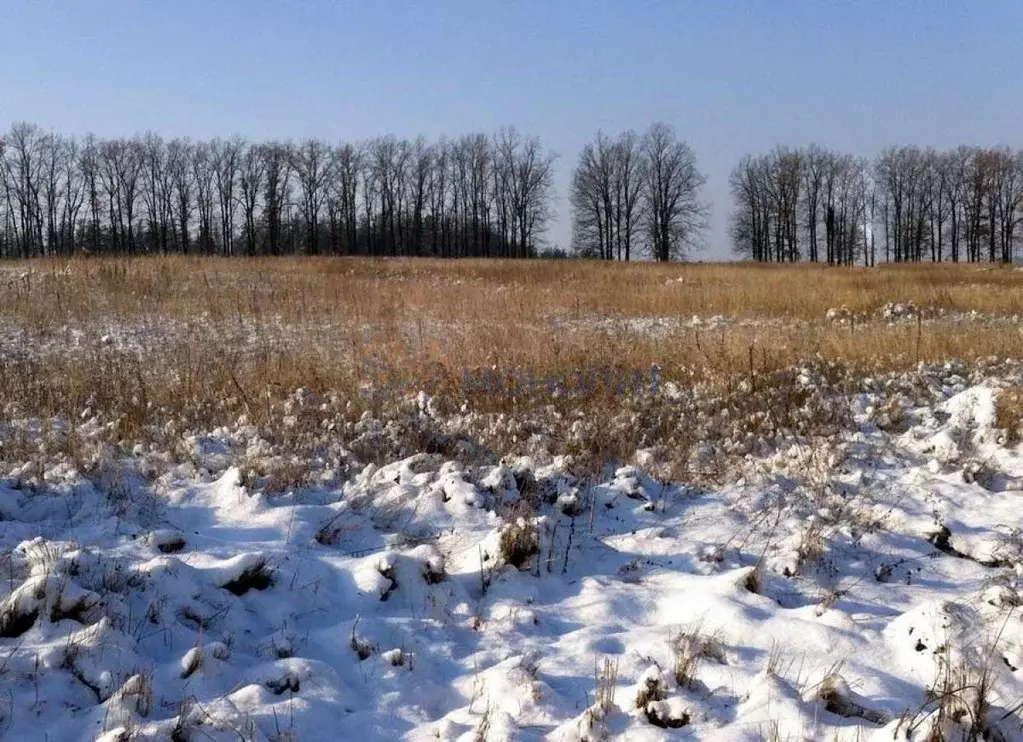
<box><xmin>3</xmin><ymin>0</ymin><xmax>1022</xmax><ymax>258</ymax></box>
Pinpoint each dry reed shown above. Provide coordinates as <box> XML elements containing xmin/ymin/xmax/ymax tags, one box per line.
<box><xmin>2</xmin><ymin>256</ymin><xmax>1022</xmax><ymax>457</ymax></box>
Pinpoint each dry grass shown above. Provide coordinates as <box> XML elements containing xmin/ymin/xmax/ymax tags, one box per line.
<box><xmin>7</xmin><ymin>256</ymin><xmax>1023</xmax><ymax>323</ymax></box>
<box><xmin>498</xmin><ymin>515</ymin><xmax>541</xmax><ymax>570</ymax></box>
<box><xmin>2</xmin><ymin>256</ymin><xmax>1023</xmax><ymax>461</ymax></box>
<box><xmin>995</xmin><ymin>387</ymin><xmax>1023</xmax><ymax>445</ymax></box>
<box><xmin>594</xmin><ymin>656</ymin><xmax>619</xmax><ymax>715</ymax></box>
<box><xmin>670</xmin><ymin>624</ymin><xmax>725</xmax><ymax>689</ymax></box>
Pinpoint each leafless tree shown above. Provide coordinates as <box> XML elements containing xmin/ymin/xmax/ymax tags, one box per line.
<box><xmin>212</xmin><ymin>137</ymin><xmax>243</xmax><ymax>256</ymax></box>
<box><xmin>3</xmin><ymin>122</ymin><xmax>45</xmax><ymax>257</ymax></box>
<box><xmin>140</xmin><ymin>132</ymin><xmax>167</xmax><ymax>253</ymax></box>
<box><xmin>192</xmin><ymin>141</ymin><xmax>217</xmax><ymax>253</ymax></box>
<box><xmin>292</xmin><ymin>138</ymin><xmax>331</xmax><ymax>255</ymax></box>
<box><xmin>494</xmin><ymin>127</ymin><xmax>556</xmax><ymax>257</ymax></box>
<box><xmin>40</xmin><ymin>132</ymin><xmax>67</xmax><ymax>255</ymax></box>
<box><xmin>641</xmin><ymin>123</ymin><xmax>707</xmax><ymax>261</ymax></box>
<box><xmin>238</xmin><ymin>143</ymin><xmax>265</xmax><ymax>257</ymax></box>
<box><xmin>260</xmin><ymin>142</ymin><xmax>292</xmax><ymax>256</ymax></box>
<box><xmin>167</xmin><ymin>139</ymin><xmax>194</xmax><ymax>253</ymax></box>
<box><xmin>571</xmin><ymin>130</ymin><xmax>647</xmax><ymax>261</ymax></box>
<box><xmin>409</xmin><ymin>137</ymin><xmax>432</xmax><ymax>256</ymax></box>
<box><xmin>733</xmin><ymin>146</ymin><xmax>870</xmax><ymax>264</ymax></box>
<box><xmin>734</xmin><ymin>143</ymin><xmax>1023</xmax><ymax>265</ymax></box>
<box><xmin>331</xmin><ymin>141</ymin><xmax>361</xmax><ymax>254</ymax></box>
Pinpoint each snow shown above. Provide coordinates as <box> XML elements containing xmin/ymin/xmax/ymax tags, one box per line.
<box><xmin>4</xmin><ymin>370</ymin><xmax>1023</xmax><ymax>739</ymax></box>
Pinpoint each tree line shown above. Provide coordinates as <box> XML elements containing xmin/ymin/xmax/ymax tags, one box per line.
<box><xmin>0</xmin><ymin>122</ymin><xmax>556</xmax><ymax>259</ymax></box>
<box><xmin>6</xmin><ymin>118</ymin><xmax>1022</xmax><ymax>265</ymax></box>
<box><xmin>731</xmin><ymin>144</ymin><xmax>1023</xmax><ymax>265</ymax></box>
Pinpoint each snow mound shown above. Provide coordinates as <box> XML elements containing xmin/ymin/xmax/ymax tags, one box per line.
<box><xmin>5</xmin><ymin>374</ymin><xmax>1023</xmax><ymax>738</ymax></box>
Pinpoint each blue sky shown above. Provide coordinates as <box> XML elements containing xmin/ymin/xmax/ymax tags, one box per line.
<box><xmin>3</xmin><ymin>0</ymin><xmax>1022</xmax><ymax>257</ymax></box>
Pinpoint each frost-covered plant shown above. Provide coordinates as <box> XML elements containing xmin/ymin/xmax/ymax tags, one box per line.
<box><xmin>498</xmin><ymin>516</ymin><xmax>540</xmax><ymax>570</ymax></box>
<box><xmin>811</xmin><ymin>671</ymin><xmax>887</xmax><ymax>725</ymax></box>
<box><xmin>995</xmin><ymin>386</ymin><xmax>1023</xmax><ymax>445</ymax></box>
<box><xmin>670</xmin><ymin>625</ymin><xmax>725</xmax><ymax>689</ymax></box>
<box><xmin>634</xmin><ymin>665</ymin><xmax>667</xmax><ymax>710</ymax></box>
<box><xmin>644</xmin><ymin>699</ymin><xmax>690</xmax><ymax>729</ymax></box>
<box><xmin>219</xmin><ymin>554</ymin><xmax>274</xmax><ymax>596</ymax></box>
<box><xmin>794</xmin><ymin>519</ymin><xmax>831</xmax><ymax>574</ymax></box>
<box><xmin>635</xmin><ymin>665</ymin><xmax>689</xmax><ymax>729</ymax></box>
<box><xmin>350</xmin><ymin>617</ymin><xmax>375</xmax><ymax>661</ymax></box>
<box><xmin>594</xmin><ymin>656</ymin><xmax>618</xmax><ymax>715</ymax></box>
<box><xmin>896</xmin><ymin>636</ymin><xmax>1013</xmax><ymax>741</ymax></box>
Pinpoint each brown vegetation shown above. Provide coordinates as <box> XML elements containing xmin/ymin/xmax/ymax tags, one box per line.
<box><xmin>2</xmin><ymin>256</ymin><xmax>1023</xmax><ymax>465</ymax></box>
<box><xmin>995</xmin><ymin>387</ymin><xmax>1023</xmax><ymax>445</ymax></box>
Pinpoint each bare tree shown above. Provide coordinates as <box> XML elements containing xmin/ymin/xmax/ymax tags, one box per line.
<box><xmin>732</xmin><ymin>146</ymin><xmax>869</xmax><ymax>264</ymax></box>
<box><xmin>730</xmin><ymin>153</ymin><xmax>777</xmax><ymax>261</ymax></box>
<box><xmin>331</xmin><ymin>142</ymin><xmax>361</xmax><ymax>254</ymax></box>
<box><xmin>260</xmin><ymin>142</ymin><xmax>292</xmax><ymax>256</ymax></box>
<box><xmin>612</xmin><ymin>130</ymin><xmax>646</xmax><ymax>261</ymax></box>
<box><xmin>0</xmin><ymin>121</ymin><xmax>563</xmax><ymax>261</ymax></box>
<box><xmin>79</xmin><ymin>134</ymin><xmax>102</xmax><ymax>254</ymax></box>
<box><xmin>140</xmin><ymin>132</ymin><xmax>168</xmax><ymax>253</ymax></box>
<box><xmin>238</xmin><ymin>143</ymin><xmax>265</xmax><ymax>256</ymax></box>
<box><xmin>192</xmin><ymin>140</ymin><xmax>216</xmax><ymax>253</ymax></box>
<box><xmin>168</xmin><ymin>139</ymin><xmax>194</xmax><ymax>253</ymax></box>
<box><xmin>429</xmin><ymin>139</ymin><xmax>449</xmax><ymax>256</ymax></box>
<box><xmin>4</xmin><ymin>122</ymin><xmax>45</xmax><ymax>257</ymax></box>
<box><xmin>769</xmin><ymin>147</ymin><xmax>803</xmax><ymax>262</ymax></box>
<box><xmin>97</xmin><ymin>138</ymin><xmax>143</xmax><ymax>254</ymax></box>
<box><xmin>410</xmin><ymin>137</ymin><xmax>432</xmax><ymax>256</ymax></box>
<box><xmin>642</xmin><ymin>123</ymin><xmax>706</xmax><ymax>261</ymax></box>
<box><xmin>40</xmin><ymin>132</ymin><xmax>66</xmax><ymax>255</ymax></box>
<box><xmin>212</xmin><ymin>137</ymin><xmax>243</xmax><ymax>256</ymax></box>
<box><xmin>993</xmin><ymin>147</ymin><xmax>1023</xmax><ymax>263</ymax></box>
<box><xmin>60</xmin><ymin>135</ymin><xmax>84</xmax><ymax>254</ymax></box>
<box><xmin>570</xmin><ymin>132</ymin><xmax>615</xmax><ymax>259</ymax></box>
<box><xmin>494</xmin><ymin>127</ymin><xmax>556</xmax><ymax>257</ymax></box>
<box><xmin>292</xmin><ymin>138</ymin><xmax>331</xmax><ymax>255</ymax></box>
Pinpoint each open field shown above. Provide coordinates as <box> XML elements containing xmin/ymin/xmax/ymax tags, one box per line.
<box><xmin>4</xmin><ymin>257</ymin><xmax>1023</xmax><ymax>449</ymax></box>
<box><xmin>6</xmin><ymin>259</ymin><xmax>1023</xmax><ymax>740</ymax></box>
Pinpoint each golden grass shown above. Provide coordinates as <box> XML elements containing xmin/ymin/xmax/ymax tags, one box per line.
<box><xmin>5</xmin><ymin>256</ymin><xmax>1023</xmax><ymax>323</ymax></box>
<box><xmin>2</xmin><ymin>256</ymin><xmax>1023</xmax><ymax>446</ymax></box>
<box><xmin>995</xmin><ymin>387</ymin><xmax>1023</xmax><ymax>444</ymax></box>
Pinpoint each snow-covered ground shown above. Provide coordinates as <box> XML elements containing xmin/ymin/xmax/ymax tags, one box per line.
<box><xmin>4</xmin><ymin>366</ymin><xmax>1023</xmax><ymax>740</ymax></box>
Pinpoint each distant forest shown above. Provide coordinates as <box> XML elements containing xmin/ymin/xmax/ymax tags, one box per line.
<box><xmin>729</xmin><ymin>145</ymin><xmax>1023</xmax><ymax>265</ymax></box>
<box><xmin>3</xmin><ymin>120</ymin><xmax>1022</xmax><ymax>264</ymax></box>
<box><xmin>0</xmin><ymin>122</ymin><xmax>556</xmax><ymax>259</ymax></box>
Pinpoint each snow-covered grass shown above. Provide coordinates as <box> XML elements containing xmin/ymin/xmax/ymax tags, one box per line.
<box><xmin>5</xmin><ymin>258</ymin><xmax>1023</xmax><ymax>739</ymax></box>
<box><xmin>5</xmin><ymin>365</ymin><xmax>1023</xmax><ymax>739</ymax></box>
